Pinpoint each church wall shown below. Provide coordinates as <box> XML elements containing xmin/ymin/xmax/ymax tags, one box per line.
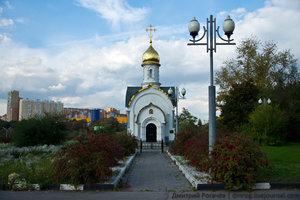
<box><xmin>128</xmin><ymin>87</ymin><xmax>175</xmax><ymax>141</ymax></box>
<box><xmin>142</xmin><ymin>64</ymin><xmax>160</xmax><ymax>87</ymax></box>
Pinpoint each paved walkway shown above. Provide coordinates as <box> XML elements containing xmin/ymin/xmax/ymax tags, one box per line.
<box><xmin>122</xmin><ymin>151</ymin><xmax>192</xmax><ymax>192</ymax></box>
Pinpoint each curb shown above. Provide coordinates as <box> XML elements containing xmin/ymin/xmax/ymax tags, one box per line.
<box><xmin>111</xmin><ymin>151</ymin><xmax>136</xmax><ymax>188</ymax></box>
<box><xmin>167</xmin><ymin>151</ymin><xmax>204</xmax><ymax>189</ymax></box>
<box><xmin>1</xmin><ymin>152</ymin><xmax>136</xmax><ymax>191</ymax></box>
<box><xmin>270</xmin><ymin>182</ymin><xmax>300</xmax><ymax>189</ymax></box>
<box><xmin>167</xmin><ymin>151</ymin><xmax>300</xmax><ymax>190</ymax></box>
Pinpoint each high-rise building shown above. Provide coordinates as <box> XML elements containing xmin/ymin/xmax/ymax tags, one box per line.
<box><xmin>7</xmin><ymin>91</ymin><xmax>20</xmax><ymax>121</ymax></box>
<box><xmin>19</xmin><ymin>99</ymin><xmax>63</xmax><ymax>120</ymax></box>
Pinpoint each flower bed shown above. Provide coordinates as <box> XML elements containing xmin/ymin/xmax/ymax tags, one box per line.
<box><xmin>0</xmin><ymin>144</ymin><xmax>61</xmax><ymax>155</ymax></box>
<box><xmin>0</xmin><ymin>133</ymin><xmax>138</xmax><ymax>190</ymax></box>
<box><xmin>0</xmin><ymin>144</ymin><xmax>59</xmax><ymax>186</ymax></box>
<box><xmin>167</xmin><ymin>151</ymin><xmax>271</xmax><ymax>190</ymax></box>
<box><xmin>2</xmin><ymin>152</ymin><xmax>136</xmax><ymax>191</ymax></box>
<box><xmin>169</xmin><ymin>131</ymin><xmax>271</xmax><ymax>190</ymax></box>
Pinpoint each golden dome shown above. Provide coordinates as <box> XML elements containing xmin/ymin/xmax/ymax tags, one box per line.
<box><xmin>142</xmin><ymin>41</ymin><xmax>160</xmax><ymax>66</ymax></box>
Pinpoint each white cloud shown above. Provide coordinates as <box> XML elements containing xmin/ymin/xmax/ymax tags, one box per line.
<box><xmin>49</xmin><ymin>83</ymin><xmax>66</xmax><ymax>91</ymax></box>
<box><xmin>0</xmin><ymin>33</ymin><xmax>11</xmax><ymax>42</ymax></box>
<box><xmin>223</xmin><ymin>0</ymin><xmax>300</xmax><ymax>58</ymax></box>
<box><xmin>0</xmin><ymin>99</ymin><xmax>6</xmax><ymax>117</ymax></box>
<box><xmin>0</xmin><ymin>42</ymin><xmax>58</xmax><ymax>94</ymax></box>
<box><xmin>0</xmin><ymin>7</ymin><xmax>14</xmax><ymax>27</ymax></box>
<box><xmin>52</xmin><ymin>96</ymin><xmax>82</xmax><ymax>106</ymax></box>
<box><xmin>75</xmin><ymin>0</ymin><xmax>149</xmax><ymax>30</ymax></box>
<box><xmin>0</xmin><ymin>0</ymin><xmax>299</xmax><ymax>122</ymax></box>
<box><xmin>15</xmin><ymin>18</ymin><xmax>25</xmax><ymax>24</ymax></box>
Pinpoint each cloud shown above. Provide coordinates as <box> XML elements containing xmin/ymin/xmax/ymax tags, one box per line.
<box><xmin>75</xmin><ymin>0</ymin><xmax>149</xmax><ymax>30</ymax></box>
<box><xmin>0</xmin><ymin>99</ymin><xmax>6</xmax><ymax>116</ymax></box>
<box><xmin>15</xmin><ymin>18</ymin><xmax>25</xmax><ymax>24</ymax></box>
<box><xmin>0</xmin><ymin>7</ymin><xmax>14</xmax><ymax>27</ymax></box>
<box><xmin>0</xmin><ymin>42</ymin><xmax>58</xmax><ymax>94</ymax></box>
<box><xmin>221</xmin><ymin>0</ymin><xmax>300</xmax><ymax>58</ymax></box>
<box><xmin>1</xmin><ymin>0</ymin><xmax>300</xmax><ymax>122</ymax></box>
<box><xmin>0</xmin><ymin>33</ymin><xmax>10</xmax><ymax>42</ymax></box>
<box><xmin>49</xmin><ymin>83</ymin><xmax>66</xmax><ymax>91</ymax></box>
<box><xmin>52</xmin><ymin>96</ymin><xmax>82</xmax><ymax>106</ymax></box>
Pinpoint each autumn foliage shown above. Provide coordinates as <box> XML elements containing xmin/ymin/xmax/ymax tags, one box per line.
<box><xmin>170</xmin><ymin>131</ymin><xmax>270</xmax><ymax>190</ymax></box>
<box><xmin>204</xmin><ymin>134</ymin><xmax>270</xmax><ymax>190</ymax></box>
<box><xmin>53</xmin><ymin>133</ymin><xmax>136</xmax><ymax>184</ymax></box>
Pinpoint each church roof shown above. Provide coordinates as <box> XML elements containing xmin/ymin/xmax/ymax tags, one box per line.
<box><xmin>125</xmin><ymin>85</ymin><xmax>177</xmax><ymax>107</ymax></box>
<box><xmin>141</xmin><ymin>42</ymin><xmax>160</xmax><ymax>66</ymax></box>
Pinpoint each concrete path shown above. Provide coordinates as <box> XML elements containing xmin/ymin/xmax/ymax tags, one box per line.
<box><xmin>122</xmin><ymin>151</ymin><xmax>192</xmax><ymax>192</ymax></box>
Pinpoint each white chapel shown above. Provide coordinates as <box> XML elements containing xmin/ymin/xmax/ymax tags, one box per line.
<box><xmin>125</xmin><ymin>26</ymin><xmax>176</xmax><ymax>142</ymax></box>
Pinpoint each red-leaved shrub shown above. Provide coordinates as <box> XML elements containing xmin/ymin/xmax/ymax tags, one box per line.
<box><xmin>184</xmin><ymin>133</ymin><xmax>208</xmax><ymax>170</ymax></box>
<box><xmin>169</xmin><ymin>129</ymin><xmax>195</xmax><ymax>156</ymax></box>
<box><xmin>170</xmin><ymin>127</ymin><xmax>270</xmax><ymax>190</ymax></box>
<box><xmin>53</xmin><ymin>133</ymin><xmax>124</xmax><ymax>184</ymax></box>
<box><xmin>204</xmin><ymin>134</ymin><xmax>270</xmax><ymax>190</ymax></box>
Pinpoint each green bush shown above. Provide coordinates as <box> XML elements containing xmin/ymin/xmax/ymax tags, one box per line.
<box><xmin>178</xmin><ymin>108</ymin><xmax>198</xmax><ymax>132</ymax></box>
<box><xmin>91</xmin><ymin>118</ymin><xmax>125</xmax><ymax>134</ymax></box>
<box><xmin>249</xmin><ymin>104</ymin><xmax>286</xmax><ymax>145</ymax></box>
<box><xmin>12</xmin><ymin>115</ymin><xmax>66</xmax><ymax>147</ymax></box>
<box><xmin>53</xmin><ymin>133</ymin><xmax>124</xmax><ymax>184</ymax></box>
<box><xmin>0</xmin><ymin>129</ymin><xmax>12</xmax><ymax>143</ymax></box>
<box><xmin>204</xmin><ymin>134</ymin><xmax>270</xmax><ymax>190</ymax></box>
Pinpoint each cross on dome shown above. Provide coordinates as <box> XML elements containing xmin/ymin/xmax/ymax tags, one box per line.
<box><xmin>146</xmin><ymin>24</ymin><xmax>156</xmax><ymax>44</ymax></box>
<box><xmin>142</xmin><ymin>24</ymin><xmax>160</xmax><ymax>67</ymax></box>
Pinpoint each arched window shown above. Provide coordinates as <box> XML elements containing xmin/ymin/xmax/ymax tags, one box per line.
<box><xmin>149</xmin><ymin>69</ymin><xmax>153</xmax><ymax>78</ymax></box>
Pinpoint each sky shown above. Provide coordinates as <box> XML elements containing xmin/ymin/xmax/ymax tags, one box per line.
<box><xmin>0</xmin><ymin>0</ymin><xmax>300</xmax><ymax>122</ymax></box>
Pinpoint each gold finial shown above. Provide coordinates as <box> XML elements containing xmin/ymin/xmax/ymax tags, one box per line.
<box><xmin>146</xmin><ymin>24</ymin><xmax>156</xmax><ymax>44</ymax></box>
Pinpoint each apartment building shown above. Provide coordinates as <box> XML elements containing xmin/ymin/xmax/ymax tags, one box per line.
<box><xmin>7</xmin><ymin>91</ymin><xmax>20</xmax><ymax>121</ymax></box>
<box><xmin>19</xmin><ymin>99</ymin><xmax>63</xmax><ymax>120</ymax></box>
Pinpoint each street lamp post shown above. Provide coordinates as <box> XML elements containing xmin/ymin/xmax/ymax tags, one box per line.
<box><xmin>187</xmin><ymin>15</ymin><xmax>236</xmax><ymax>152</ymax></box>
<box><xmin>258</xmin><ymin>98</ymin><xmax>271</xmax><ymax>106</ymax></box>
<box><xmin>258</xmin><ymin>97</ymin><xmax>271</xmax><ymax>145</ymax></box>
<box><xmin>168</xmin><ymin>87</ymin><xmax>186</xmax><ymax>134</ymax></box>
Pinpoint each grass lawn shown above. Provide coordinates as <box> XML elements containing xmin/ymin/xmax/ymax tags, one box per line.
<box><xmin>257</xmin><ymin>143</ymin><xmax>300</xmax><ymax>182</ymax></box>
<box><xmin>0</xmin><ymin>151</ymin><xmax>55</xmax><ymax>185</ymax></box>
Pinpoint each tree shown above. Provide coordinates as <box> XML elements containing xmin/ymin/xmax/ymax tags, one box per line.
<box><xmin>91</xmin><ymin>117</ymin><xmax>124</xmax><ymax>134</ymax></box>
<box><xmin>249</xmin><ymin>104</ymin><xmax>286</xmax><ymax>145</ymax></box>
<box><xmin>216</xmin><ymin>37</ymin><xmax>299</xmax><ymax>103</ymax></box>
<box><xmin>65</xmin><ymin>119</ymin><xmax>87</xmax><ymax>130</ymax></box>
<box><xmin>219</xmin><ymin>80</ymin><xmax>259</xmax><ymax>130</ymax></box>
<box><xmin>12</xmin><ymin>115</ymin><xmax>66</xmax><ymax>147</ymax></box>
<box><xmin>271</xmin><ymin>81</ymin><xmax>300</xmax><ymax>142</ymax></box>
<box><xmin>178</xmin><ymin>108</ymin><xmax>197</xmax><ymax>132</ymax></box>
<box><xmin>216</xmin><ymin>37</ymin><xmax>299</xmax><ymax>138</ymax></box>
<box><xmin>0</xmin><ymin>119</ymin><xmax>15</xmax><ymax>143</ymax></box>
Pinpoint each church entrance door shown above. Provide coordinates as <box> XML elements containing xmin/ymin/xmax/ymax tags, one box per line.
<box><xmin>146</xmin><ymin>123</ymin><xmax>157</xmax><ymax>142</ymax></box>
